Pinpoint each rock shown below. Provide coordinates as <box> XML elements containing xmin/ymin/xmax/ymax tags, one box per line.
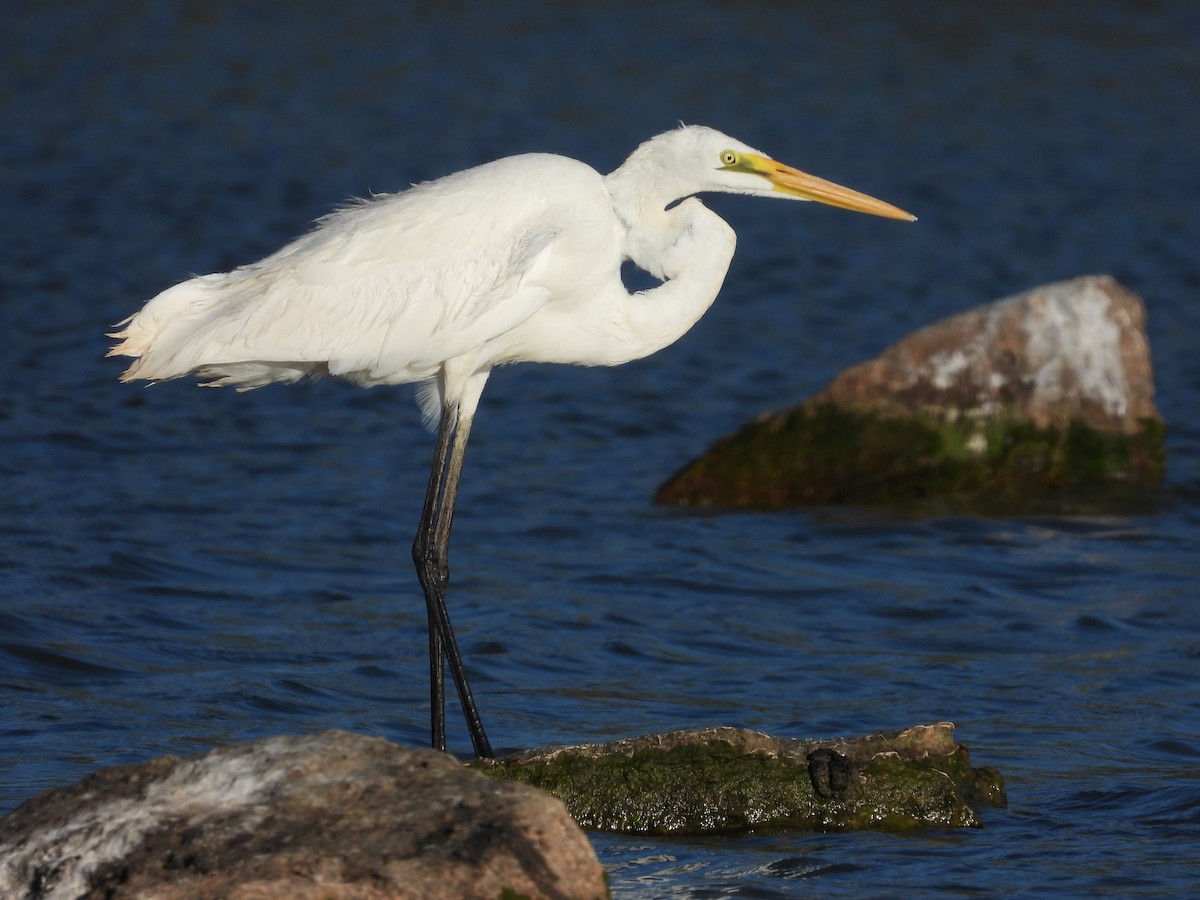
<box><xmin>808</xmin><ymin>274</ymin><xmax>1157</xmax><ymax>433</ymax></box>
<box><xmin>656</xmin><ymin>275</ymin><xmax>1165</xmax><ymax>509</ymax></box>
<box><xmin>476</xmin><ymin>723</ymin><xmax>1005</xmax><ymax>834</ymax></box>
<box><xmin>0</xmin><ymin>731</ymin><xmax>607</xmax><ymax>900</ymax></box>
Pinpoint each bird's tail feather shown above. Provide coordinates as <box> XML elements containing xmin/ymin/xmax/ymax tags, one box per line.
<box><xmin>107</xmin><ymin>277</ymin><xmax>225</xmax><ymax>382</ymax></box>
<box><xmin>108</xmin><ymin>275</ymin><xmax>326</xmax><ymax>390</ymax></box>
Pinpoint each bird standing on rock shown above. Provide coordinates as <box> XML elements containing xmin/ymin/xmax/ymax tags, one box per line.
<box><xmin>110</xmin><ymin>125</ymin><xmax>915</xmax><ymax>758</ymax></box>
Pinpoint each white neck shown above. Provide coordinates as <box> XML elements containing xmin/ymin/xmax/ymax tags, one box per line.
<box><xmin>603</xmin><ymin>167</ymin><xmax>738</xmax><ymax>363</ymax></box>
<box><xmin>502</xmin><ymin>171</ymin><xmax>738</xmax><ymax>370</ymax></box>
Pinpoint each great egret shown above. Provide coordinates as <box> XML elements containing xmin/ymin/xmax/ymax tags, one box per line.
<box><xmin>109</xmin><ymin>125</ymin><xmax>914</xmax><ymax>758</ymax></box>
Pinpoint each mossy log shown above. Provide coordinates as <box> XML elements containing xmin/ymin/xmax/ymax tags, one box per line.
<box><xmin>474</xmin><ymin>723</ymin><xmax>1005</xmax><ymax>834</ymax></box>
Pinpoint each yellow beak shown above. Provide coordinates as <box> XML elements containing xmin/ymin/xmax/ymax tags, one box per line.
<box><xmin>741</xmin><ymin>153</ymin><xmax>916</xmax><ymax>221</ymax></box>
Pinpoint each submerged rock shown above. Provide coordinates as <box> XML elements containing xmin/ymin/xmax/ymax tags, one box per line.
<box><xmin>477</xmin><ymin>723</ymin><xmax>1005</xmax><ymax>834</ymax></box>
<box><xmin>656</xmin><ymin>275</ymin><xmax>1165</xmax><ymax>509</ymax></box>
<box><xmin>0</xmin><ymin>731</ymin><xmax>607</xmax><ymax>900</ymax></box>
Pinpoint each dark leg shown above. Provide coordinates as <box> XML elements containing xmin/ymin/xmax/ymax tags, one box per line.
<box><xmin>415</xmin><ymin>405</ymin><xmax>453</xmax><ymax>753</ymax></box>
<box><xmin>412</xmin><ymin>403</ymin><xmax>494</xmax><ymax>759</ymax></box>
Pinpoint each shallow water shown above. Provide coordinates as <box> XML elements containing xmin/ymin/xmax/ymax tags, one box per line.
<box><xmin>4</xmin><ymin>1</ymin><xmax>1200</xmax><ymax>895</ymax></box>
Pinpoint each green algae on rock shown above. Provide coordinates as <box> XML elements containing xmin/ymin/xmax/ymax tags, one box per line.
<box><xmin>474</xmin><ymin>724</ymin><xmax>1005</xmax><ymax>835</ymax></box>
<box><xmin>656</xmin><ymin>276</ymin><xmax>1165</xmax><ymax>510</ymax></box>
<box><xmin>655</xmin><ymin>403</ymin><xmax>1166</xmax><ymax>509</ymax></box>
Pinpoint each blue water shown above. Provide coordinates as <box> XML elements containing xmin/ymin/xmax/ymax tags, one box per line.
<box><xmin>4</xmin><ymin>1</ymin><xmax>1200</xmax><ymax>895</ymax></box>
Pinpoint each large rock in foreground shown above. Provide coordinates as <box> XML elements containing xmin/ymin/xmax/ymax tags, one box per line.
<box><xmin>0</xmin><ymin>731</ymin><xmax>606</xmax><ymax>900</ymax></box>
<box><xmin>656</xmin><ymin>275</ymin><xmax>1165</xmax><ymax>509</ymax></box>
<box><xmin>477</xmin><ymin>723</ymin><xmax>1004</xmax><ymax>834</ymax></box>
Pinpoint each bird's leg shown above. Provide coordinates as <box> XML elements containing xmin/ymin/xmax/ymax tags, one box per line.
<box><xmin>412</xmin><ymin>403</ymin><xmax>494</xmax><ymax>759</ymax></box>
<box><xmin>434</xmin><ymin>410</ymin><xmax>493</xmax><ymax>758</ymax></box>
<box><xmin>414</xmin><ymin>404</ymin><xmax>454</xmax><ymax>752</ymax></box>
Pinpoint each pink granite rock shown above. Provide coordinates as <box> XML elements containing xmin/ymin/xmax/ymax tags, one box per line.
<box><xmin>656</xmin><ymin>275</ymin><xmax>1164</xmax><ymax>508</ymax></box>
<box><xmin>812</xmin><ymin>274</ymin><xmax>1158</xmax><ymax>433</ymax></box>
<box><xmin>0</xmin><ymin>731</ymin><xmax>607</xmax><ymax>900</ymax></box>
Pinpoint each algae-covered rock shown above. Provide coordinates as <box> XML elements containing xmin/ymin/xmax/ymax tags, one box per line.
<box><xmin>475</xmin><ymin>723</ymin><xmax>1005</xmax><ymax>835</ymax></box>
<box><xmin>655</xmin><ymin>402</ymin><xmax>1165</xmax><ymax>509</ymax></box>
<box><xmin>656</xmin><ymin>275</ymin><xmax>1165</xmax><ymax>510</ymax></box>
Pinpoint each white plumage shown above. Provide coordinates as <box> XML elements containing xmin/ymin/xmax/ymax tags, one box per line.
<box><xmin>110</xmin><ymin>125</ymin><xmax>913</xmax><ymax>757</ymax></box>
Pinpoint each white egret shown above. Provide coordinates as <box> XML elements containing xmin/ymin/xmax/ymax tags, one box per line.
<box><xmin>109</xmin><ymin>125</ymin><xmax>914</xmax><ymax>758</ymax></box>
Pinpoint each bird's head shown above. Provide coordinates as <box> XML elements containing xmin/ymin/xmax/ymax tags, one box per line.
<box><xmin>611</xmin><ymin>125</ymin><xmax>915</xmax><ymax>222</ymax></box>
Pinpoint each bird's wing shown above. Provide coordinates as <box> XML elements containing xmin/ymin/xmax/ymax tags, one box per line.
<box><xmin>117</xmin><ymin>154</ymin><xmax>607</xmax><ymax>388</ymax></box>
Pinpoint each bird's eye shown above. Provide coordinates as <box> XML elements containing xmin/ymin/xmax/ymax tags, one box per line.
<box><xmin>720</xmin><ymin>150</ymin><xmax>738</xmax><ymax>166</ymax></box>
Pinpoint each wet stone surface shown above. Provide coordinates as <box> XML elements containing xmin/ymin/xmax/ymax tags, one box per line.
<box><xmin>477</xmin><ymin>723</ymin><xmax>1005</xmax><ymax>835</ymax></box>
